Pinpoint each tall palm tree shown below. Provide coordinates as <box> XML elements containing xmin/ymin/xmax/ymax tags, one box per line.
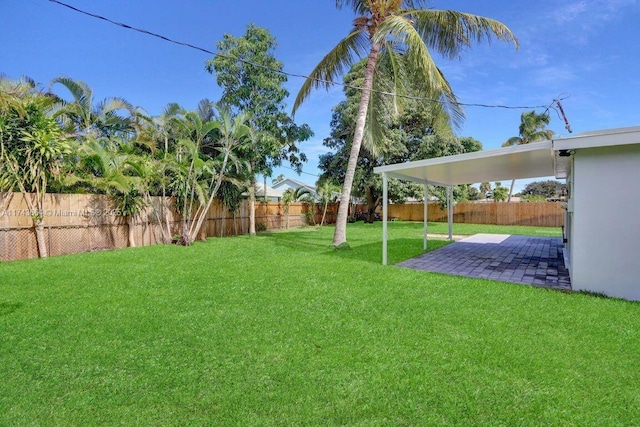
<box><xmin>502</xmin><ymin>110</ymin><xmax>555</xmax><ymax>201</ymax></box>
<box><xmin>293</xmin><ymin>0</ymin><xmax>518</xmax><ymax>247</ymax></box>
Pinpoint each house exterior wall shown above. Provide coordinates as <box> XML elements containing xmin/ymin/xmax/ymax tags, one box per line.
<box><xmin>570</xmin><ymin>144</ymin><xmax>640</xmax><ymax>300</ymax></box>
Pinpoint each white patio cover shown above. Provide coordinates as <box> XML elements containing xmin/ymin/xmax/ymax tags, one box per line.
<box><xmin>373</xmin><ymin>140</ymin><xmax>562</xmax><ymax>265</ymax></box>
<box><xmin>374</xmin><ymin>140</ymin><xmax>557</xmax><ymax>186</ymax></box>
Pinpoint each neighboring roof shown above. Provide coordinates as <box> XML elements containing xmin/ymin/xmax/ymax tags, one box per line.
<box><xmin>272</xmin><ymin>177</ymin><xmax>316</xmax><ymax>193</ymax></box>
<box><xmin>374</xmin><ymin>126</ymin><xmax>640</xmax><ymax>186</ymax></box>
<box><xmin>255</xmin><ymin>183</ymin><xmax>283</xmax><ymax>198</ymax></box>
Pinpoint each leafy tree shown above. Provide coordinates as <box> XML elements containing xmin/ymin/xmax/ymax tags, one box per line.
<box><xmin>492</xmin><ymin>182</ymin><xmax>508</xmax><ymax>202</ymax></box>
<box><xmin>294</xmin><ymin>0</ymin><xmax>517</xmax><ymax>247</ymax></box>
<box><xmin>206</xmin><ymin>24</ymin><xmax>313</xmax><ymax>236</ymax></box>
<box><xmin>0</xmin><ymin>79</ymin><xmax>72</xmax><ymax>257</ymax></box>
<box><xmin>430</xmin><ymin>185</ymin><xmax>472</xmax><ymax>210</ymax></box>
<box><xmin>479</xmin><ymin>181</ymin><xmax>491</xmax><ymax>198</ymax></box>
<box><xmin>521</xmin><ymin>179</ymin><xmax>564</xmax><ymax>199</ymax></box>
<box><xmin>467</xmin><ymin>185</ymin><xmax>481</xmax><ymax>201</ymax></box>
<box><xmin>217</xmin><ymin>180</ymin><xmax>245</xmax><ymax>236</ymax></box>
<box><xmin>502</xmin><ymin>110</ymin><xmax>555</xmax><ymax>201</ymax></box>
<box><xmin>135</xmin><ymin>102</ymin><xmax>186</xmax><ymax>243</ymax></box>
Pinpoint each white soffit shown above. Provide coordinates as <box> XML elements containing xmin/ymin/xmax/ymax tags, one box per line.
<box><xmin>374</xmin><ymin>141</ymin><xmax>554</xmax><ymax>186</ymax></box>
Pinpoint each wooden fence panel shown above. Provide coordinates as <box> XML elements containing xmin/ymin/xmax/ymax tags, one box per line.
<box><xmin>385</xmin><ymin>202</ymin><xmax>564</xmax><ymax>227</ymax></box>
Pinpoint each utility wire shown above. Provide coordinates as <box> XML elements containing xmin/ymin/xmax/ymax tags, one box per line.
<box><xmin>278</xmin><ymin>165</ymin><xmax>319</xmax><ymax>177</ymax></box>
<box><xmin>48</xmin><ymin>0</ymin><xmax>555</xmax><ymax>111</ymax></box>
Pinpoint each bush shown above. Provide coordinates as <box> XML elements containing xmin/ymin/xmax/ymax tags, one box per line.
<box><xmin>521</xmin><ymin>194</ymin><xmax>546</xmax><ymax>202</ymax></box>
<box><xmin>256</xmin><ymin>222</ymin><xmax>268</xmax><ymax>232</ymax></box>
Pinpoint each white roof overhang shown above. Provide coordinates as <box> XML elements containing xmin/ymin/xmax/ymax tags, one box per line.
<box><xmin>374</xmin><ymin>126</ymin><xmax>640</xmax><ymax>186</ymax></box>
<box><xmin>374</xmin><ymin>141</ymin><xmax>556</xmax><ymax>186</ymax></box>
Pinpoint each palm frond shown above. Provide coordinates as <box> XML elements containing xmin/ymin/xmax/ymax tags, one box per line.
<box><xmin>97</xmin><ymin>97</ymin><xmax>134</xmax><ymax>117</ymax></box>
<box><xmin>293</xmin><ymin>29</ymin><xmax>368</xmax><ymax>115</ymax></box>
<box><xmin>375</xmin><ymin>15</ymin><xmax>452</xmax><ymax>95</ymax></box>
<box><xmin>407</xmin><ymin>9</ymin><xmax>518</xmax><ymax>59</ymax></box>
<box><xmin>335</xmin><ymin>0</ymin><xmax>369</xmax><ymax>15</ymax></box>
<box><xmin>197</xmin><ymin>98</ymin><xmax>215</xmax><ymax>122</ymax></box>
<box><xmin>50</xmin><ymin>77</ymin><xmax>93</xmax><ymax>111</ymax></box>
<box><xmin>502</xmin><ymin>136</ymin><xmax>522</xmax><ymax>147</ymax></box>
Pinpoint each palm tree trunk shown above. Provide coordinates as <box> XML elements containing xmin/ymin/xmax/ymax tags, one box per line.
<box><xmin>333</xmin><ymin>44</ymin><xmax>380</xmax><ymax>247</ymax></box>
<box><xmin>34</xmin><ymin>219</ymin><xmax>48</xmax><ymax>258</ymax></box>
<box><xmin>127</xmin><ymin>215</ymin><xmax>136</xmax><ymax>247</ymax></box>
<box><xmin>248</xmin><ymin>180</ymin><xmax>256</xmax><ymax>236</ymax></box>
<box><xmin>507</xmin><ymin>179</ymin><xmax>516</xmax><ymax>203</ymax></box>
<box><xmin>320</xmin><ymin>200</ymin><xmax>329</xmax><ymax>228</ymax></box>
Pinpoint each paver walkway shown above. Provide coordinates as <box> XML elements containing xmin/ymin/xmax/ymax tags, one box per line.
<box><xmin>398</xmin><ymin>234</ymin><xmax>571</xmax><ymax>290</ymax></box>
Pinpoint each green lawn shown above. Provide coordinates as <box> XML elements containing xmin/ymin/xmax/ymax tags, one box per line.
<box><xmin>1</xmin><ymin>222</ymin><xmax>638</xmax><ymax>426</ymax></box>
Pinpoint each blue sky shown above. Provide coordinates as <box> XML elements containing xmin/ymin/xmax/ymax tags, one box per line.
<box><xmin>2</xmin><ymin>0</ymin><xmax>639</xmax><ymax>191</ymax></box>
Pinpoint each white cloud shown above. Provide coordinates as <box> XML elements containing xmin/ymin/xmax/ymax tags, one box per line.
<box><xmin>530</xmin><ymin>65</ymin><xmax>577</xmax><ymax>88</ymax></box>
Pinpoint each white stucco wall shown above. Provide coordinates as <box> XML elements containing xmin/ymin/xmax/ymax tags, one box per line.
<box><xmin>570</xmin><ymin>144</ymin><xmax>640</xmax><ymax>300</ymax></box>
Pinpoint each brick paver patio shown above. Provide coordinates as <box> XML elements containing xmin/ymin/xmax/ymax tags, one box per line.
<box><xmin>398</xmin><ymin>234</ymin><xmax>571</xmax><ymax>290</ymax></box>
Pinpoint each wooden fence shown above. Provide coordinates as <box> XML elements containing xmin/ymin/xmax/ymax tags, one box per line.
<box><xmin>384</xmin><ymin>201</ymin><xmax>564</xmax><ymax>227</ymax></box>
<box><xmin>0</xmin><ymin>192</ymin><xmax>335</xmax><ymax>261</ymax></box>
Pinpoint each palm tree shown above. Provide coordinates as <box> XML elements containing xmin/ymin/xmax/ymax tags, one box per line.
<box><xmin>281</xmin><ymin>187</ymin><xmax>311</xmax><ymax>229</ymax></box>
<box><xmin>75</xmin><ymin>138</ymin><xmax>149</xmax><ymax>247</ymax></box>
<box><xmin>50</xmin><ymin>77</ymin><xmax>135</xmax><ymax>139</ymax></box>
<box><xmin>316</xmin><ymin>180</ymin><xmax>341</xmax><ymax>227</ymax></box>
<box><xmin>293</xmin><ymin>1</ymin><xmax>518</xmax><ymax>247</ymax></box>
<box><xmin>502</xmin><ymin>110</ymin><xmax>555</xmax><ymax>201</ymax></box>
<box><xmin>169</xmin><ymin>106</ymin><xmax>251</xmax><ymax>245</ymax></box>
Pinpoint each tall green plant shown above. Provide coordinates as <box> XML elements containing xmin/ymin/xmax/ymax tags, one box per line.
<box><xmin>170</xmin><ymin>106</ymin><xmax>251</xmax><ymax>245</ymax></box>
<box><xmin>0</xmin><ymin>87</ymin><xmax>71</xmax><ymax>257</ymax></box>
<box><xmin>281</xmin><ymin>187</ymin><xmax>311</xmax><ymax>229</ymax></box>
<box><xmin>206</xmin><ymin>24</ymin><xmax>313</xmax><ymax>236</ymax></box>
<box><xmin>316</xmin><ymin>180</ymin><xmax>341</xmax><ymax>228</ymax></box>
<box><xmin>75</xmin><ymin>138</ymin><xmax>150</xmax><ymax>247</ymax></box>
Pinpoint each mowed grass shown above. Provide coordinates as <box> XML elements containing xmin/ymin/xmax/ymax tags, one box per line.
<box><xmin>1</xmin><ymin>222</ymin><xmax>638</xmax><ymax>426</ymax></box>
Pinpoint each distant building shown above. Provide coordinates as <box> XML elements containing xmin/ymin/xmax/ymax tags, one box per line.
<box><xmin>246</xmin><ymin>182</ymin><xmax>283</xmax><ymax>202</ymax></box>
<box><xmin>272</xmin><ymin>177</ymin><xmax>317</xmax><ymax>199</ymax></box>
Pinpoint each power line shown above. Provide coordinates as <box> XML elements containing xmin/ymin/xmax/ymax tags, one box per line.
<box><xmin>278</xmin><ymin>165</ymin><xmax>319</xmax><ymax>178</ymax></box>
<box><xmin>48</xmin><ymin>0</ymin><xmax>554</xmax><ymax>111</ymax></box>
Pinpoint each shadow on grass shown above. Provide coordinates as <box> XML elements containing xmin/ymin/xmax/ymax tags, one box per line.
<box><xmin>261</xmin><ymin>226</ymin><xmax>453</xmax><ymax>265</ymax></box>
<box><xmin>260</xmin><ymin>228</ymin><xmax>335</xmax><ymax>253</ymax></box>
<box><xmin>322</xmin><ymin>238</ymin><xmax>452</xmax><ymax>265</ymax></box>
<box><xmin>0</xmin><ymin>302</ymin><xmax>22</xmax><ymax>316</ymax></box>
